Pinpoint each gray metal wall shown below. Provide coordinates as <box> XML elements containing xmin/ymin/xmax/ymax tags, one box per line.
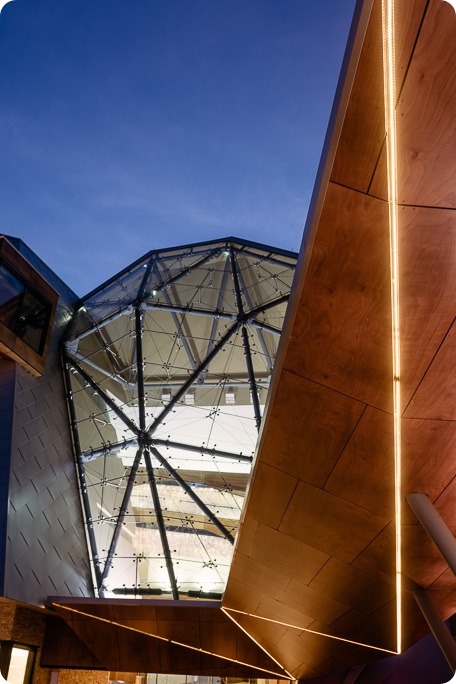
<box><xmin>1</xmin><ymin>238</ymin><xmax>92</xmax><ymax>605</ymax></box>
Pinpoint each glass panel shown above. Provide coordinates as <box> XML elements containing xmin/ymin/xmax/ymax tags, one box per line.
<box><xmin>146</xmin><ymin>676</ymin><xmax>221</xmax><ymax>684</ymax></box>
<box><xmin>0</xmin><ymin>264</ymin><xmax>24</xmax><ymax>330</ymax></box>
<box><xmin>16</xmin><ymin>290</ymin><xmax>51</xmax><ymax>353</ymax></box>
<box><xmin>64</xmin><ymin>239</ymin><xmax>297</xmax><ymax>598</ymax></box>
<box><xmin>0</xmin><ymin>263</ymin><xmax>51</xmax><ymax>353</ymax></box>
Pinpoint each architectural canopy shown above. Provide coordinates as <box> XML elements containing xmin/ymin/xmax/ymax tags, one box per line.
<box><xmin>62</xmin><ymin>238</ymin><xmax>296</xmax><ymax>599</ymax></box>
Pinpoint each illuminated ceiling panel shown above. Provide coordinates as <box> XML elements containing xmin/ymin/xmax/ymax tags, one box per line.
<box><xmin>62</xmin><ymin>238</ymin><xmax>296</xmax><ymax>599</ymax></box>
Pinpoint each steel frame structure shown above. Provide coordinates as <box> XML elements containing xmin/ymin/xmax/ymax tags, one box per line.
<box><xmin>62</xmin><ymin>238</ymin><xmax>296</xmax><ymax>598</ymax></box>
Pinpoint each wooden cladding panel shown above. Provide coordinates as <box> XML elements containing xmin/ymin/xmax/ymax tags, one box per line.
<box><xmin>309</xmin><ymin>559</ymin><xmax>395</xmax><ymax>616</ymax></box>
<box><xmin>401</xmin><ymin>417</ymin><xmax>456</xmax><ymax>525</ymax></box>
<box><xmin>234</xmin><ymin>513</ymin><xmax>258</xmax><ymax>556</ymax></box>
<box><xmin>223</xmin><ymin>576</ymin><xmax>270</xmax><ymax>614</ymax></box>
<box><xmin>277</xmin><ymin>580</ymin><xmax>349</xmax><ymax>625</ymax></box>
<box><xmin>434</xmin><ymin>476</ymin><xmax>456</xmax><ymax>528</ymax></box>
<box><xmin>324</xmin><ymin>406</ymin><xmax>394</xmax><ymax>520</ymax></box>
<box><xmin>401</xmin><ymin>523</ymin><xmax>454</xmax><ymax>589</ymax></box>
<box><xmin>41</xmin><ymin>615</ymin><xmax>104</xmax><ymax>669</ymax></box>
<box><xmin>260</xmin><ymin>369</ymin><xmax>365</xmax><ymax>488</ymax></box>
<box><xmin>352</xmin><ymin>522</ymin><xmax>396</xmax><ymax>584</ymax></box>
<box><xmin>278</xmin><ymin>481</ymin><xmax>389</xmax><ymax>564</ymax></box>
<box><xmin>394</xmin><ymin>0</ymin><xmax>428</xmax><ymax>85</ymax></box>
<box><xmin>370</xmin><ymin>2</ymin><xmax>456</xmax><ymax>206</ymax></box>
<box><xmin>244</xmin><ymin>461</ymin><xmax>297</xmax><ymax>529</ymax></box>
<box><xmin>273</xmin><ymin>625</ymin><xmax>383</xmax><ymax>678</ymax></box>
<box><xmin>428</xmin><ymin>568</ymin><xmax>456</xmax><ymax>618</ymax></box>
<box><xmin>404</xmin><ymin>319</ymin><xmax>456</xmax><ymax>421</ymax></box>
<box><xmin>48</xmin><ymin>601</ymin><xmax>290</xmax><ymax>678</ymax></box>
<box><xmin>330</xmin><ymin>0</ymin><xmax>427</xmax><ymax>197</ymax></box>
<box><xmin>285</xmin><ymin>182</ymin><xmax>392</xmax><ymax>411</ymax></box>
<box><xmin>254</xmin><ymin>594</ymin><xmax>315</xmax><ymax>630</ymax></box>
<box><xmin>330</xmin><ymin>0</ymin><xmax>385</xmax><ymax>192</ymax></box>
<box><xmin>320</xmin><ymin>607</ymin><xmax>396</xmax><ymax>652</ymax></box>
<box><xmin>223</xmin><ymin>612</ymin><xmax>289</xmax><ymax>651</ymax></box>
<box><xmin>397</xmin><ymin>1</ymin><xmax>456</xmax><ymax>207</ymax></box>
<box><xmin>247</xmin><ymin>522</ymin><xmax>329</xmax><ymax>584</ymax></box>
<box><xmin>399</xmin><ymin>206</ymin><xmax>456</xmax><ymax>408</ymax></box>
<box><xmin>228</xmin><ymin>553</ymin><xmax>291</xmax><ymax>602</ymax></box>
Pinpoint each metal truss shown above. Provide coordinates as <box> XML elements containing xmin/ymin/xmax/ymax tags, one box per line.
<box><xmin>62</xmin><ymin>238</ymin><xmax>296</xmax><ymax>598</ymax></box>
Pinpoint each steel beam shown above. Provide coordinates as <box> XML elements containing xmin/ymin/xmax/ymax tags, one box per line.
<box><xmin>81</xmin><ymin>437</ymin><xmax>138</xmax><ymax>462</ymax></box>
<box><xmin>237</xmin><ymin>267</ymin><xmax>273</xmax><ymax>372</ymax></box>
<box><xmin>142</xmin><ymin>301</ymin><xmax>235</xmax><ymax>322</ymax></box>
<box><xmin>247</xmin><ymin>319</ymin><xmax>281</xmax><ymax>336</ymax></box>
<box><xmin>145</xmin><ymin>247</ymin><xmax>221</xmax><ymax>299</ymax></box>
<box><xmin>152</xmin><ymin>438</ymin><xmax>253</xmax><ymax>463</ymax></box>
<box><xmin>149</xmin><ymin>445</ymin><xmax>235</xmax><ymax>543</ymax></box>
<box><xmin>67</xmin><ymin>305</ymin><xmax>134</xmax><ymax>343</ymax></box>
<box><xmin>143</xmin><ymin>448</ymin><xmax>179</xmax><ymax>600</ymax></box>
<box><xmin>233</xmin><ymin>246</ymin><xmax>296</xmax><ymax>270</ymax></box>
<box><xmin>99</xmin><ymin>446</ymin><xmax>144</xmax><ymax>593</ymax></box>
<box><xmin>413</xmin><ymin>587</ymin><xmax>456</xmax><ymax>674</ymax></box>
<box><xmin>136</xmin><ymin>255</ymin><xmax>157</xmax><ymax>303</ymax></box>
<box><xmin>230</xmin><ymin>250</ymin><xmax>262</xmax><ymax>431</ymax></box>
<box><xmin>62</xmin><ymin>359</ymin><xmax>103</xmax><ymax>590</ymax></box>
<box><xmin>198</xmin><ymin>259</ymin><xmax>232</xmax><ymax>387</ymax></box>
<box><xmin>66</xmin><ymin>350</ymin><xmax>134</xmax><ymax>389</ymax></box>
<box><xmin>111</xmin><ymin>587</ymin><xmax>223</xmax><ymax>599</ymax></box>
<box><xmin>81</xmin><ymin>438</ymin><xmax>253</xmax><ymax>464</ymax></box>
<box><xmin>406</xmin><ymin>493</ymin><xmax>456</xmax><ymax>575</ymax></box>
<box><xmin>206</xmin><ymin>259</ymin><xmax>231</xmax><ymax>357</ymax></box>
<box><xmin>144</xmin><ymin>378</ymin><xmax>269</xmax><ymax>389</ymax></box>
<box><xmin>67</xmin><ymin>252</ymin><xmax>230</xmax><ymax>345</ymax></box>
<box><xmin>66</xmin><ymin>356</ymin><xmax>139</xmax><ymax>437</ymax></box>
<box><xmin>135</xmin><ymin>306</ymin><xmax>147</xmax><ymax>431</ymax></box>
<box><xmin>146</xmin><ymin>319</ymin><xmax>241</xmax><ymax>434</ymax></box>
<box><xmin>247</xmin><ymin>292</ymin><xmax>290</xmax><ymax>318</ymax></box>
<box><xmin>161</xmin><ymin>288</ymin><xmax>198</xmax><ymax>371</ymax></box>
<box><xmin>241</xmin><ymin>325</ymin><xmax>262</xmax><ymax>431</ymax></box>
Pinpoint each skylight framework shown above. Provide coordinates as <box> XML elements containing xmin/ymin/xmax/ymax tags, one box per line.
<box><xmin>62</xmin><ymin>238</ymin><xmax>296</xmax><ymax>599</ymax></box>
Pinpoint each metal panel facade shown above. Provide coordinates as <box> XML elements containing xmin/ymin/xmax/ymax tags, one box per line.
<box><xmin>2</xmin><ymin>242</ymin><xmax>92</xmax><ymax>605</ymax></box>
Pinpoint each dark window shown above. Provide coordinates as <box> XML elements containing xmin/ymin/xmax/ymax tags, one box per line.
<box><xmin>0</xmin><ymin>263</ymin><xmax>52</xmax><ymax>354</ymax></box>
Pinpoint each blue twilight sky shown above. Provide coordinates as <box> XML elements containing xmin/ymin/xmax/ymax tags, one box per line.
<box><xmin>0</xmin><ymin>0</ymin><xmax>356</xmax><ymax>296</ymax></box>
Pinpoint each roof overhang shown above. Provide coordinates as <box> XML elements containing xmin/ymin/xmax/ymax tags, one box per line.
<box><xmin>224</xmin><ymin>0</ymin><xmax>456</xmax><ymax>677</ymax></box>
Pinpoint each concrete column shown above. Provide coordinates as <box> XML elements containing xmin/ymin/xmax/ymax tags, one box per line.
<box><xmin>406</xmin><ymin>492</ymin><xmax>456</xmax><ymax>575</ymax></box>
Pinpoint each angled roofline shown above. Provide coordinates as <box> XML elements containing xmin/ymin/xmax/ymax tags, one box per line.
<box><xmin>78</xmin><ymin>235</ymin><xmax>298</xmax><ymax>304</ymax></box>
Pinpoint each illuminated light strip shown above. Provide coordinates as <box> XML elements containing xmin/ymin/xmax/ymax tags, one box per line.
<box><xmin>382</xmin><ymin>0</ymin><xmax>402</xmax><ymax>656</ymax></box>
<box><xmin>52</xmin><ymin>603</ymin><xmax>290</xmax><ymax>679</ymax></box>
<box><xmin>224</xmin><ymin>608</ymin><xmax>398</xmax><ymax>656</ymax></box>
<box><xmin>221</xmin><ymin>607</ymin><xmax>295</xmax><ymax>679</ymax></box>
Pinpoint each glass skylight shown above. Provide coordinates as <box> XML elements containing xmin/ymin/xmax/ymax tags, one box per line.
<box><xmin>62</xmin><ymin>238</ymin><xmax>296</xmax><ymax>599</ymax></box>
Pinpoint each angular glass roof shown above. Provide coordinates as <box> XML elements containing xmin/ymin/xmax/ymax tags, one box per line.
<box><xmin>62</xmin><ymin>238</ymin><xmax>296</xmax><ymax>599</ymax></box>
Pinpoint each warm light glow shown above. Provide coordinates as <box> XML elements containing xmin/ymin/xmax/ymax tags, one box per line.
<box><xmin>53</xmin><ymin>603</ymin><xmax>291</xmax><ymax>679</ymax></box>
<box><xmin>224</xmin><ymin>608</ymin><xmax>398</xmax><ymax>656</ymax></box>
<box><xmin>222</xmin><ymin>607</ymin><xmax>295</xmax><ymax>679</ymax></box>
<box><xmin>382</xmin><ymin>0</ymin><xmax>402</xmax><ymax>655</ymax></box>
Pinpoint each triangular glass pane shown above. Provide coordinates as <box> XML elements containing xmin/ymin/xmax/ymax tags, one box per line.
<box><xmin>146</xmin><ymin>249</ymin><xmax>238</xmax><ymax>315</ymax></box>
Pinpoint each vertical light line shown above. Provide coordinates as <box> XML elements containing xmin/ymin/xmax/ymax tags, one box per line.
<box><xmin>382</xmin><ymin>0</ymin><xmax>402</xmax><ymax>654</ymax></box>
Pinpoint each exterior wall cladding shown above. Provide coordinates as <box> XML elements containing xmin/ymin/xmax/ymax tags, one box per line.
<box><xmin>0</xmin><ymin>238</ymin><xmax>92</xmax><ymax>605</ymax></box>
